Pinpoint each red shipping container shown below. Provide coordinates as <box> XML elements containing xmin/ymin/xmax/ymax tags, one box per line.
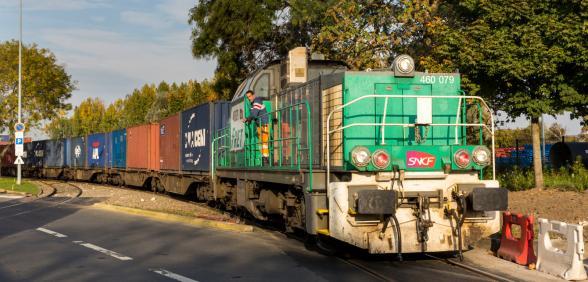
<box><xmin>127</xmin><ymin>124</ymin><xmax>160</xmax><ymax>170</ymax></box>
<box><xmin>0</xmin><ymin>144</ymin><xmax>15</xmax><ymax>167</ymax></box>
<box><xmin>159</xmin><ymin>114</ymin><xmax>180</xmax><ymax>171</ymax></box>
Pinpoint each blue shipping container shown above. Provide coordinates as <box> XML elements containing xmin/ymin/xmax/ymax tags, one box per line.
<box><xmin>111</xmin><ymin>129</ymin><xmax>126</xmax><ymax>168</ymax></box>
<box><xmin>44</xmin><ymin>139</ymin><xmax>66</xmax><ymax>168</ymax></box>
<box><xmin>70</xmin><ymin>137</ymin><xmax>86</xmax><ymax>168</ymax></box>
<box><xmin>87</xmin><ymin>133</ymin><xmax>107</xmax><ymax>168</ymax></box>
<box><xmin>181</xmin><ymin>102</ymin><xmax>230</xmax><ymax>171</ymax></box>
<box><xmin>64</xmin><ymin>138</ymin><xmax>72</xmax><ymax>167</ymax></box>
<box><xmin>30</xmin><ymin>140</ymin><xmax>46</xmax><ymax>168</ymax></box>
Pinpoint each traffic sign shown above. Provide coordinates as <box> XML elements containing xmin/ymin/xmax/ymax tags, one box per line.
<box><xmin>15</xmin><ymin>131</ymin><xmax>24</xmax><ymax>157</ymax></box>
<box><xmin>14</xmin><ymin>122</ymin><xmax>25</xmax><ymax>132</ymax></box>
<box><xmin>14</xmin><ymin>156</ymin><xmax>24</xmax><ymax>165</ymax></box>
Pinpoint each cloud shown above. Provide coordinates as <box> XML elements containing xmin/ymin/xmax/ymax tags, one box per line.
<box><xmin>156</xmin><ymin>0</ymin><xmax>195</xmax><ymax>24</ymax></box>
<box><xmin>0</xmin><ymin>0</ymin><xmax>110</xmax><ymax>11</ymax></box>
<box><xmin>120</xmin><ymin>10</ymin><xmax>172</xmax><ymax>29</ymax></box>
<box><xmin>39</xmin><ymin>27</ymin><xmax>215</xmax><ymax>102</ymax></box>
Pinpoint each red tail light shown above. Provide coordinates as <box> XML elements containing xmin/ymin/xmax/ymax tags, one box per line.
<box><xmin>372</xmin><ymin>150</ymin><xmax>390</xmax><ymax>169</ymax></box>
<box><xmin>454</xmin><ymin>149</ymin><xmax>470</xmax><ymax>168</ymax></box>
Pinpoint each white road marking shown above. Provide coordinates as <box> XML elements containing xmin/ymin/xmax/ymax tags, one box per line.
<box><xmin>150</xmin><ymin>268</ymin><xmax>199</xmax><ymax>282</ymax></box>
<box><xmin>74</xmin><ymin>241</ymin><xmax>133</xmax><ymax>261</ymax></box>
<box><xmin>0</xmin><ymin>195</ymin><xmax>24</xmax><ymax>199</ymax></box>
<box><xmin>36</xmin><ymin>227</ymin><xmax>67</xmax><ymax>238</ymax></box>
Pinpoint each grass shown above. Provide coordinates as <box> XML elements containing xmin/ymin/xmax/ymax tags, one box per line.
<box><xmin>0</xmin><ymin>177</ymin><xmax>39</xmax><ymax>195</ymax></box>
<box><xmin>498</xmin><ymin>159</ymin><xmax>588</xmax><ymax>192</ymax></box>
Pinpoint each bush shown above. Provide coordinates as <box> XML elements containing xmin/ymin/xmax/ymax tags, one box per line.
<box><xmin>498</xmin><ymin>159</ymin><xmax>588</xmax><ymax>192</ymax></box>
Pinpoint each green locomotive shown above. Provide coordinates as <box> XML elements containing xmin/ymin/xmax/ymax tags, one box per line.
<box><xmin>213</xmin><ymin>47</ymin><xmax>506</xmax><ymax>257</ymax></box>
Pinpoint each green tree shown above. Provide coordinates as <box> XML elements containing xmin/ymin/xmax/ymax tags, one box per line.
<box><xmin>123</xmin><ymin>84</ymin><xmax>156</xmax><ymax>126</ymax></box>
<box><xmin>189</xmin><ymin>0</ymin><xmax>336</xmax><ymax>98</ymax></box>
<box><xmin>101</xmin><ymin>98</ymin><xmax>125</xmax><ymax>132</ymax></box>
<box><xmin>312</xmin><ymin>0</ymin><xmax>444</xmax><ymax>70</ymax></box>
<box><xmin>45</xmin><ymin>110</ymin><xmax>73</xmax><ymax>139</ymax></box>
<box><xmin>0</xmin><ymin>40</ymin><xmax>75</xmax><ymax>133</ymax></box>
<box><xmin>71</xmin><ymin>98</ymin><xmax>106</xmax><ymax>136</ymax></box>
<box><xmin>428</xmin><ymin>0</ymin><xmax>587</xmax><ymax>189</ymax></box>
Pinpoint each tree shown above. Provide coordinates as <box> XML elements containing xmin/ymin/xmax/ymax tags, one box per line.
<box><xmin>123</xmin><ymin>84</ymin><xmax>156</xmax><ymax>126</ymax></box>
<box><xmin>188</xmin><ymin>0</ymin><xmax>336</xmax><ymax>98</ymax></box>
<box><xmin>427</xmin><ymin>0</ymin><xmax>587</xmax><ymax>189</ymax></box>
<box><xmin>545</xmin><ymin>123</ymin><xmax>566</xmax><ymax>143</ymax></box>
<box><xmin>0</xmin><ymin>40</ymin><xmax>75</xmax><ymax>133</ymax></box>
<box><xmin>313</xmin><ymin>0</ymin><xmax>444</xmax><ymax>70</ymax></box>
<box><xmin>71</xmin><ymin>98</ymin><xmax>105</xmax><ymax>136</ymax></box>
<box><xmin>100</xmin><ymin>98</ymin><xmax>125</xmax><ymax>132</ymax></box>
<box><xmin>45</xmin><ymin>110</ymin><xmax>73</xmax><ymax>139</ymax></box>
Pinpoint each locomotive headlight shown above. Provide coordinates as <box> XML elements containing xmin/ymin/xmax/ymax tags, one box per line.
<box><xmin>472</xmin><ymin>146</ymin><xmax>491</xmax><ymax>166</ymax></box>
<box><xmin>393</xmin><ymin>54</ymin><xmax>415</xmax><ymax>77</ymax></box>
<box><xmin>454</xmin><ymin>149</ymin><xmax>471</xmax><ymax>168</ymax></box>
<box><xmin>372</xmin><ymin>150</ymin><xmax>390</xmax><ymax>169</ymax></box>
<box><xmin>351</xmin><ymin>147</ymin><xmax>371</xmax><ymax>167</ymax></box>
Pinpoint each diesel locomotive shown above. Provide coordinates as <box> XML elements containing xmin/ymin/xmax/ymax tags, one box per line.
<box><xmin>1</xmin><ymin>47</ymin><xmax>507</xmax><ymax>258</ymax></box>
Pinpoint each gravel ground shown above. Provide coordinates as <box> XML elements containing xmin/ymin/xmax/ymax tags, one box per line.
<box><xmin>74</xmin><ymin>182</ymin><xmax>238</xmax><ymax>223</ymax></box>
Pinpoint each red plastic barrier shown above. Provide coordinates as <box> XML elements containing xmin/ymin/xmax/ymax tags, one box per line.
<box><xmin>497</xmin><ymin>212</ymin><xmax>537</xmax><ymax>266</ymax></box>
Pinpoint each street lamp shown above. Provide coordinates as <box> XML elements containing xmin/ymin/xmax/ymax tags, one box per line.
<box><xmin>16</xmin><ymin>0</ymin><xmax>22</xmax><ymax>185</ymax></box>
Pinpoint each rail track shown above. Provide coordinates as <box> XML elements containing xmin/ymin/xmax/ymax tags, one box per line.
<box><xmin>46</xmin><ymin>181</ymin><xmax>509</xmax><ymax>281</ymax></box>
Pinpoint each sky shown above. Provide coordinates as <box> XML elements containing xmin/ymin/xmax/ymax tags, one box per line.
<box><xmin>0</xmin><ymin>0</ymin><xmax>583</xmax><ymax>136</ymax></box>
<box><xmin>0</xmin><ymin>0</ymin><xmax>216</xmax><ymax>108</ymax></box>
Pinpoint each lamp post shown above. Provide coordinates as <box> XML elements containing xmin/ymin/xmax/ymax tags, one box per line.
<box><xmin>16</xmin><ymin>0</ymin><xmax>22</xmax><ymax>185</ymax></box>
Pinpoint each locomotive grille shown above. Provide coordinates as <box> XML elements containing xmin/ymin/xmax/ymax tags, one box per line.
<box><xmin>322</xmin><ymin>84</ymin><xmax>343</xmax><ymax>167</ymax></box>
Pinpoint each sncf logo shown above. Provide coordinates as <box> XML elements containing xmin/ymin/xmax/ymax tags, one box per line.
<box><xmin>406</xmin><ymin>151</ymin><xmax>436</xmax><ymax>168</ymax></box>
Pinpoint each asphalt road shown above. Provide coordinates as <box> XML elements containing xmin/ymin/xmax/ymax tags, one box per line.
<box><xmin>0</xmin><ymin>194</ymin><xmax>490</xmax><ymax>282</ymax></box>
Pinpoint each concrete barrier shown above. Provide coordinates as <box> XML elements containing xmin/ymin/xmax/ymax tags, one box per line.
<box><xmin>536</xmin><ymin>218</ymin><xmax>587</xmax><ymax>280</ymax></box>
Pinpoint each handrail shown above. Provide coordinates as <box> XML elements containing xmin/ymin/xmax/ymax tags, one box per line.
<box><xmin>214</xmin><ymin>101</ymin><xmax>314</xmax><ymax>192</ymax></box>
<box><xmin>325</xmin><ymin>94</ymin><xmax>496</xmax><ymax>190</ymax></box>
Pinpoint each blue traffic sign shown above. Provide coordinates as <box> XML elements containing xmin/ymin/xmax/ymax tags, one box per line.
<box><xmin>15</xmin><ymin>138</ymin><xmax>23</xmax><ymax>145</ymax></box>
<box><xmin>14</xmin><ymin>123</ymin><xmax>25</xmax><ymax>132</ymax></box>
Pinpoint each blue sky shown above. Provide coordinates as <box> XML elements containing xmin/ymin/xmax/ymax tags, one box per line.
<box><xmin>0</xmin><ymin>0</ymin><xmax>215</xmax><ymax>107</ymax></box>
<box><xmin>0</xmin><ymin>0</ymin><xmax>583</xmax><ymax>135</ymax></box>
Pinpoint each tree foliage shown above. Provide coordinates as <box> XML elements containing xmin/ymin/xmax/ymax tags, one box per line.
<box><xmin>45</xmin><ymin>79</ymin><xmax>219</xmax><ymax>139</ymax></box>
<box><xmin>0</xmin><ymin>40</ymin><xmax>75</xmax><ymax>135</ymax></box>
<box><xmin>188</xmin><ymin>0</ymin><xmax>336</xmax><ymax>98</ymax></box>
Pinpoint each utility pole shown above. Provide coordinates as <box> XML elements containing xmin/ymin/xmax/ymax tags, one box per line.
<box><xmin>16</xmin><ymin>0</ymin><xmax>22</xmax><ymax>185</ymax></box>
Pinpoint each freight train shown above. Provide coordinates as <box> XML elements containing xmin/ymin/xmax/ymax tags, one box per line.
<box><xmin>0</xmin><ymin>48</ymin><xmax>507</xmax><ymax>258</ymax></box>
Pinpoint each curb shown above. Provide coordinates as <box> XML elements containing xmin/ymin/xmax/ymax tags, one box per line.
<box><xmin>0</xmin><ymin>188</ymin><xmax>31</xmax><ymax>197</ymax></box>
<box><xmin>91</xmin><ymin>203</ymin><xmax>253</xmax><ymax>233</ymax></box>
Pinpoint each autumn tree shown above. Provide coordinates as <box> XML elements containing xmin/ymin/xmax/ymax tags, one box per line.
<box><xmin>0</xmin><ymin>40</ymin><xmax>75</xmax><ymax>134</ymax></box>
<box><xmin>71</xmin><ymin>98</ymin><xmax>106</xmax><ymax>136</ymax></box>
<box><xmin>189</xmin><ymin>0</ymin><xmax>336</xmax><ymax>98</ymax></box>
<box><xmin>427</xmin><ymin>0</ymin><xmax>587</xmax><ymax>189</ymax></box>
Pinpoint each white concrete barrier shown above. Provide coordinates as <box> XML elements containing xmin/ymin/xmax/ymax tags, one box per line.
<box><xmin>536</xmin><ymin>218</ymin><xmax>587</xmax><ymax>280</ymax></box>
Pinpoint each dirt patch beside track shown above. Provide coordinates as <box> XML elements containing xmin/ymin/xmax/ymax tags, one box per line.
<box><xmin>508</xmin><ymin>188</ymin><xmax>588</xmax><ymax>241</ymax></box>
<box><xmin>76</xmin><ymin>182</ymin><xmax>238</xmax><ymax>223</ymax></box>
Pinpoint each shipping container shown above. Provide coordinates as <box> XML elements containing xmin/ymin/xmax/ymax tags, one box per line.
<box><xmin>23</xmin><ymin>142</ymin><xmax>33</xmax><ymax>166</ymax></box>
<box><xmin>44</xmin><ymin>139</ymin><xmax>66</xmax><ymax>168</ymax></box>
<box><xmin>111</xmin><ymin>129</ymin><xmax>127</xmax><ymax>168</ymax></box>
<box><xmin>0</xmin><ymin>144</ymin><xmax>15</xmax><ymax>167</ymax></box>
<box><xmin>181</xmin><ymin>102</ymin><xmax>230</xmax><ymax>171</ymax></box>
<box><xmin>159</xmin><ymin>114</ymin><xmax>180</xmax><ymax>171</ymax></box>
<box><xmin>28</xmin><ymin>140</ymin><xmax>46</xmax><ymax>168</ymax></box>
<box><xmin>64</xmin><ymin>138</ymin><xmax>72</xmax><ymax>167</ymax></box>
<box><xmin>127</xmin><ymin>124</ymin><xmax>159</xmax><ymax>170</ymax></box>
<box><xmin>70</xmin><ymin>136</ymin><xmax>86</xmax><ymax>168</ymax></box>
<box><xmin>87</xmin><ymin>133</ymin><xmax>108</xmax><ymax>168</ymax></box>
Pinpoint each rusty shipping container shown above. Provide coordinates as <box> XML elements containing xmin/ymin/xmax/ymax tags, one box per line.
<box><xmin>127</xmin><ymin>124</ymin><xmax>160</xmax><ymax>170</ymax></box>
<box><xmin>159</xmin><ymin>114</ymin><xmax>180</xmax><ymax>171</ymax></box>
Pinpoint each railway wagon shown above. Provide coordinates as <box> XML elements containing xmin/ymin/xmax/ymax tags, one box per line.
<box><xmin>211</xmin><ymin>48</ymin><xmax>507</xmax><ymax>256</ymax></box>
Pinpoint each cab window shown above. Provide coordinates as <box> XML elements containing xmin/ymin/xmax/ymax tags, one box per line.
<box><xmin>252</xmin><ymin>73</ymin><xmax>270</xmax><ymax>99</ymax></box>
